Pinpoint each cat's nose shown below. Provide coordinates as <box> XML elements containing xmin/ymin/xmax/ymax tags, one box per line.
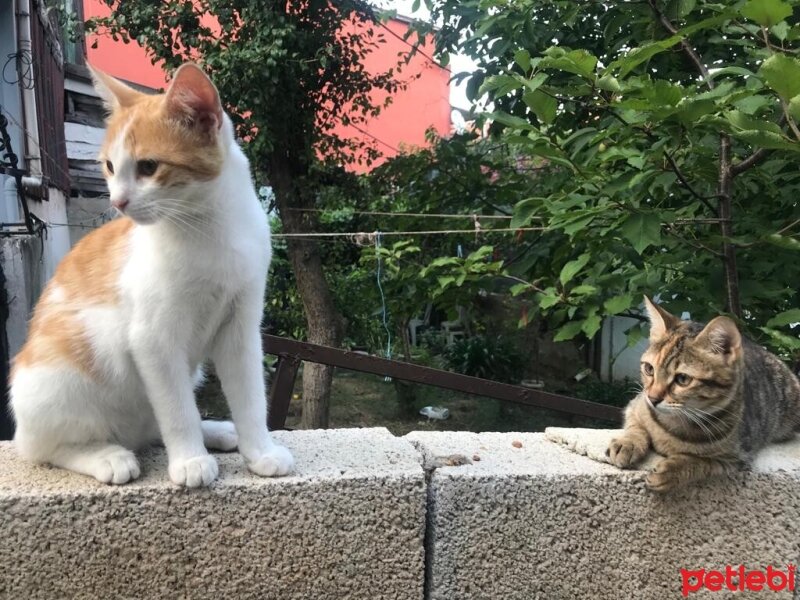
<box><xmin>648</xmin><ymin>394</ymin><xmax>664</xmax><ymax>406</ymax></box>
<box><xmin>111</xmin><ymin>198</ymin><xmax>129</xmax><ymax>212</ymax></box>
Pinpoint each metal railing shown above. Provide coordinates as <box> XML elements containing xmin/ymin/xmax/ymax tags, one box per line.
<box><xmin>263</xmin><ymin>334</ymin><xmax>622</xmax><ymax>430</ymax></box>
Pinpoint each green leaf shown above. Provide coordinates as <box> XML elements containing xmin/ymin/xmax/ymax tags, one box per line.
<box><xmin>645</xmin><ymin>80</ymin><xmax>684</xmax><ymax>106</ymax></box>
<box><xmin>571</xmin><ymin>284</ymin><xmax>598</xmax><ymax>296</ymax></box>
<box><xmin>539</xmin><ymin>288</ymin><xmax>561</xmax><ymax>309</ymax></box>
<box><xmin>759</xmin><ymin>53</ymin><xmax>800</xmax><ymax>100</ymax></box>
<box><xmin>789</xmin><ymin>95</ymin><xmax>800</xmax><ymax>121</ymax></box>
<box><xmin>581</xmin><ymin>313</ymin><xmax>602</xmax><ymax>338</ymax></box>
<box><xmin>767</xmin><ymin>309</ymin><xmax>800</xmax><ymax>327</ymax></box>
<box><xmin>522</xmin><ymin>72</ymin><xmax>549</xmax><ymax>93</ymax></box>
<box><xmin>760</xmin><ymin>327</ymin><xmax>800</xmax><ymax>350</ymax></box>
<box><xmin>621</xmin><ymin>213</ymin><xmax>662</xmax><ymax>254</ymax></box>
<box><xmin>626</xmin><ymin>324</ymin><xmax>645</xmax><ymax>348</ymax></box>
<box><xmin>670</xmin><ymin>0</ymin><xmax>696</xmax><ymax>17</ymax></box>
<box><xmin>596</xmin><ymin>75</ymin><xmax>621</xmax><ymax>92</ymax></box>
<box><xmin>510</xmin><ymin>283</ymin><xmax>531</xmax><ymax>296</ymax></box>
<box><xmin>772</xmin><ymin>21</ymin><xmax>790</xmax><ymax>41</ymax></box>
<box><xmin>559</xmin><ymin>252</ymin><xmax>591</xmax><ymax>286</ymax></box>
<box><xmin>610</xmin><ymin>35</ymin><xmax>682</xmax><ymax>77</ymax></box>
<box><xmin>674</xmin><ymin>99</ymin><xmax>716</xmax><ymax>124</ymax></box>
<box><xmin>486</xmin><ymin>111</ymin><xmax>534</xmax><ymax>130</ymax></box>
<box><xmin>511</xmin><ymin>198</ymin><xmax>540</xmax><ymax>228</ymax></box>
<box><xmin>732</xmin><ymin>95</ymin><xmax>771</xmax><ymax>115</ymax></box>
<box><xmin>732</xmin><ymin>129</ymin><xmax>799</xmax><ymax>151</ymax></box>
<box><xmin>539</xmin><ymin>48</ymin><xmax>598</xmax><ymax>78</ymax></box>
<box><xmin>740</xmin><ymin>0</ymin><xmax>792</xmax><ymax>27</ymax></box>
<box><xmin>725</xmin><ymin>111</ymin><xmax>783</xmax><ymax>134</ymax></box>
<box><xmin>523</xmin><ymin>90</ymin><xmax>557</xmax><ymax>124</ymax></box>
<box><xmin>514</xmin><ymin>49</ymin><xmax>531</xmax><ymax>73</ymax></box>
<box><xmin>480</xmin><ymin>75</ymin><xmax>523</xmax><ymax>97</ymax></box>
<box><xmin>604</xmin><ymin>294</ymin><xmax>633</xmax><ymax>315</ymax></box>
<box><xmin>766</xmin><ymin>233</ymin><xmax>800</xmax><ymax>250</ymax></box>
<box><xmin>553</xmin><ymin>320</ymin><xmax>584</xmax><ymax>342</ymax></box>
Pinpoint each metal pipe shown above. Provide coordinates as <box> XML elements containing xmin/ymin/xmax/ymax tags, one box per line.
<box><xmin>14</xmin><ymin>0</ymin><xmax>41</xmax><ymax>176</ymax></box>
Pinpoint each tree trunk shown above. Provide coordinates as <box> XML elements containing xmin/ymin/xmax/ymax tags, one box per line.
<box><xmin>269</xmin><ymin>155</ymin><xmax>344</xmax><ymax>429</ymax></box>
<box><xmin>717</xmin><ymin>135</ymin><xmax>742</xmax><ymax>318</ymax></box>
<box><xmin>648</xmin><ymin>0</ymin><xmax>743</xmax><ymax>318</ymax></box>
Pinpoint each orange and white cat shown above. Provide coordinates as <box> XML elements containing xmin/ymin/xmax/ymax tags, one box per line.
<box><xmin>9</xmin><ymin>63</ymin><xmax>294</xmax><ymax>487</ymax></box>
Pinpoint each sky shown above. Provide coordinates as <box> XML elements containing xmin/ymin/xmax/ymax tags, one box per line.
<box><xmin>371</xmin><ymin>0</ymin><xmax>477</xmax><ymax>118</ymax></box>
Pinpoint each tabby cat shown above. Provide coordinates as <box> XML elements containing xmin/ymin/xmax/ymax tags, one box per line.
<box><xmin>607</xmin><ymin>297</ymin><xmax>800</xmax><ymax>492</ymax></box>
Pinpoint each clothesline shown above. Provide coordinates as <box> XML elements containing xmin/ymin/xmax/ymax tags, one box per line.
<box><xmin>271</xmin><ymin>226</ymin><xmax>544</xmax><ymax>241</ymax></box>
<box><xmin>284</xmin><ymin>208</ymin><xmax>516</xmax><ymax>220</ymax></box>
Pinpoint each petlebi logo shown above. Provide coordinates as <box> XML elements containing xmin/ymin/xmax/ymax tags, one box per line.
<box><xmin>681</xmin><ymin>565</ymin><xmax>796</xmax><ymax>597</ymax></box>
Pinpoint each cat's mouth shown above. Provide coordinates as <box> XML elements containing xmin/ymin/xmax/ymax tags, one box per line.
<box><xmin>644</xmin><ymin>395</ymin><xmax>683</xmax><ymax>413</ymax></box>
<box><xmin>122</xmin><ymin>205</ymin><xmax>160</xmax><ymax>225</ymax></box>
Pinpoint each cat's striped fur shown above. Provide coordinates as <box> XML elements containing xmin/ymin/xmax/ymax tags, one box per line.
<box><xmin>608</xmin><ymin>297</ymin><xmax>800</xmax><ymax>492</ymax></box>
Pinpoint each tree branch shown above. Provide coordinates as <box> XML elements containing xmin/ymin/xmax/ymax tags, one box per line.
<box><xmin>662</xmin><ymin>150</ymin><xmax>718</xmax><ymax>214</ymax></box>
<box><xmin>648</xmin><ymin>0</ymin><xmax>742</xmax><ymax>316</ymax></box>
<box><xmin>730</xmin><ymin>147</ymin><xmax>770</xmax><ymax>177</ymax></box>
<box><xmin>647</xmin><ymin>0</ymin><xmax>714</xmax><ymax>89</ymax></box>
<box><xmin>545</xmin><ymin>90</ymin><xmax>718</xmax><ymax>211</ymax></box>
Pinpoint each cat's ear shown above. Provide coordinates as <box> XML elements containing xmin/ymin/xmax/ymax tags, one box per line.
<box><xmin>88</xmin><ymin>64</ymin><xmax>142</xmax><ymax>111</ymax></box>
<box><xmin>696</xmin><ymin>316</ymin><xmax>742</xmax><ymax>361</ymax></box>
<box><xmin>165</xmin><ymin>63</ymin><xmax>223</xmax><ymax>134</ymax></box>
<box><xmin>643</xmin><ymin>296</ymin><xmax>679</xmax><ymax>340</ymax></box>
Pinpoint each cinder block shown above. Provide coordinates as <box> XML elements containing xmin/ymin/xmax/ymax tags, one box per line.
<box><xmin>406</xmin><ymin>430</ymin><xmax>800</xmax><ymax>600</ymax></box>
<box><xmin>0</xmin><ymin>428</ymin><xmax>426</xmax><ymax>600</ymax></box>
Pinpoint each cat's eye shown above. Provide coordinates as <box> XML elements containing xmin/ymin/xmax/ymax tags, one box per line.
<box><xmin>105</xmin><ymin>160</ymin><xmax>114</xmax><ymax>174</ymax></box>
<box><xmin>674</xmin><ymin>373</ymin><xmax>693</xmax><ymax>386</ymax></box>
<box><xmin>136</xmin><ymin>159</ymin><xmax>159</xmax><ymax>178</ymax></box>
<box><xmin>642</xmin><ymin>362</ymin><xmax>654</xmax><ymax>376</ymax></box>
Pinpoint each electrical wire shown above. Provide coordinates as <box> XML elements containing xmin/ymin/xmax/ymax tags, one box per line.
<box><xmin>285</xmin><ymin>208</ymin><xmax>515</xmax><ymax>220</ymax></box>
<box><xmin>2</xmin><ymin>51</ymin><xmax>34</xmax><ymax>90</ymax></box>
<box><xmin>272</xmin><ymin>226</ymin><xmax>544</xmax><ymax>239</ymax></box>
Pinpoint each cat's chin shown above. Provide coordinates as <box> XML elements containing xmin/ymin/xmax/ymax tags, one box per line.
<box><xmin>124</xmin><ymin>211</ymin><xmax>159</xmax><ymax>226</ymax></box>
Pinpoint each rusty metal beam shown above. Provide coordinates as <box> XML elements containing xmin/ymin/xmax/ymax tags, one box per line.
<box><xmin>262</xmin><ymin>334</ymin><xmax>622</xmax><ymax>425</ymax></box>
<box><xmin>268</xmin><ymin>355</ymin><xmax>301</xmax><ymax>431</ymax></box>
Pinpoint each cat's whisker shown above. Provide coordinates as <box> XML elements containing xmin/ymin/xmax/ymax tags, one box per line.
<box><xmin>684</xmin><ymin>409</ymin><xmax>729</xmax><ymax>440</ymax></box>
<box><xmin>152</xmin><ymin>203</ymin><xmax>215</xmax><ymax>238</ymax></box>
<box><xmin>157</xmin><ymin>210</ymin><xmax>214</xmax><ymax>241</ymax></box>
<box><xmin>682</xmin><ymin>409</ymin><xmax>718</xmax><ymax>442</ymax></box>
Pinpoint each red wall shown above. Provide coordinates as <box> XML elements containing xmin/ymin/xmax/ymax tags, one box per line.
<box><xmin>83</xmin><ymin>2</ymin><xmax>450</xmax><ymax>170</ymax></box>
<box><xmin>84</xmin><ymin>0</ymin><xmax>168</xmax><ymax>90</ymax></box>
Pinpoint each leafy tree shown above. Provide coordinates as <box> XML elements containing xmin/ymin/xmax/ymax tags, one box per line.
<box><xmin>420</xmin><ymin>0</ymin><xmax>800</xmax><ymax>360</ymax></box>
<box><xmin>88</xmin><ymin>0</ymin><xmax>403</xmax><ymax>427</ymax></box>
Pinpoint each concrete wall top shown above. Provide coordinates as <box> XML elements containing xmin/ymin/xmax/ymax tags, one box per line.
<box><xmin>406</xmin><ymin>430</ymin><xmax>622</xmax><ymax>477</ymax></box>
<box><xmin>0</xmin><ymin>427</ymin><xmax>423</xmax><ymax>496</ymax></box>
<box><xmin>0</xmin><ymin>428</ymin><xmax>426</xmax><ymax>600</ymax></box>
<box><xmin>4</xmin><ymin>427</ymin><xmax>800</xmax><ymax>599</ymax></box>
<box><xmin>409</xmin><ymin>430</ymin><xmax>800</xmax><ymax>600</ymax></box>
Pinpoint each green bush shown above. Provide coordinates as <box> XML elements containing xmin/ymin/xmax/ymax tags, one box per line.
<box><xmin>445</xmin><ymin>335</ymin><xmax>527</xmax><ymax>384</ymax></box>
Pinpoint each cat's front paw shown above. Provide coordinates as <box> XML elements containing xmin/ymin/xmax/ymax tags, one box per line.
<box><xmin>646</xmin><ymin>457</ymin><xmax>684</xmax><ymax>493</ymax></box>
<box><xmin>169</xmin><ymin>454</ymin><xmax>219</xmax><ymax>488</ymax></box>
<box><xmin>93</xmin><ymin>448</ymin><xmax>141</xmax><ymax>485</ymax></box>
<box><xmin>246</xmin><ymin>445</ymin><xmax>295</xmax><ymax>478</ymax></box>
<box><xmin>607</xmin><ymin>436</ymin><xmax>647</xmax><ymax>469</ymax></box>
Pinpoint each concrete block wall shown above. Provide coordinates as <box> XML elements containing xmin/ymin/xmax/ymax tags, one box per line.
<box><xmin>0</xmin><ymin>429</ymin><xmax>426</xmax><ymax>600</ymax></box>
<box><xmin>2</xmin><ymin>427</ymin><xmax>799</xmax><ymax>599</ymax></box>
<box><xmin>408</xmin><ymin>431</ymin><xmax>800</xmax><ymax>600</ymax></box>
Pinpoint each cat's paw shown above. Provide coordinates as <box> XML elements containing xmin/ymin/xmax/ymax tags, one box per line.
<box><xmin>607</xmin><ymin>436</ymin><xmax>647</xmax><ymax>469</ymax></box>
<box><xmin>169</xmin><ymin>454</ymin><xmax>219</xmax><ymax>488</ymax></box>
<box><xmin>202</xmin><ymin>420</ymin><xmax>238</xmax><ymax>452</ymax></box>
<box><xmin>246</xmin><ymin>445</ymin><xmax>295</xmax><ymax>478</ymax></box>
<box><xmin>646</xmin><ymin>457</ymin><xmax>684</xmax><ymax>493</ymax></box>
<box><xmin>93</xmin><ymin>448</ymin><xmax>141</xmax><ymax>485</ymax></box>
